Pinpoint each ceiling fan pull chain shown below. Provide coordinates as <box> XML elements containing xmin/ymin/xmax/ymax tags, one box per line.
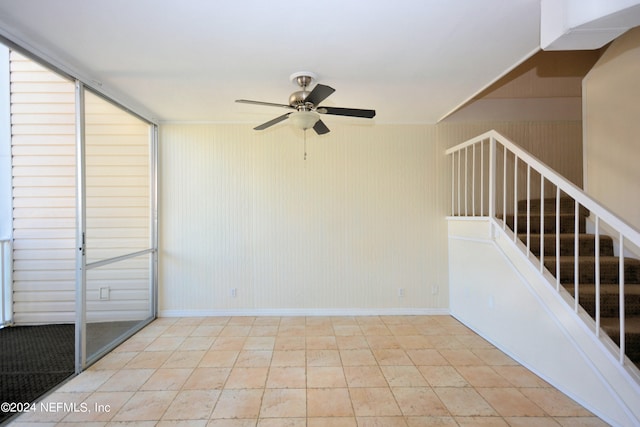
<box><xmin>304</xmin><ymin>130</ymin><xmax>307</xmax><ymax>160</ymax></box>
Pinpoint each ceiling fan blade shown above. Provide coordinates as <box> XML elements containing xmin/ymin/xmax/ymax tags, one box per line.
<box><xmin>318</xmin><ymin>106</ymin><xmax>376</xmax><ymax>119</ymax></box>
<box><xmin>236</xmin><ymin>99</ymin><xmax>293</xmax><ymax>109</ymax></box>
<box><xmin>305</xmin><ymin>84</ymin><xmax>335</xmax><ymax>106</ymax></box>
<box><xmin>254</xmin><ymin>113</ymin><xmax>291</xmax><ymax>130</ymax></box>
<box><xmin>313</xmin><ymin>119</ymin><xmax>330</xmax><ymax>135</ymax></box>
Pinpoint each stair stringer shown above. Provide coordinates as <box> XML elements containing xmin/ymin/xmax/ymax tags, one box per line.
<box><xmin>448</xmin><ymin>217</ymin><xmax>640</xmax><ymax>427</ymax></box>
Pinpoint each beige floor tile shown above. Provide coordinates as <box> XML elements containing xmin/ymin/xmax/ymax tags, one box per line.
<box><xmin>307</xmin><ymin>366</ymin><xmax>347</xmax><ymax>388</ymax></box>
<box><xmin>359</xmin><ymin>324</ymin><xmax>392</xmax><ymax>336</ymax></box>
<box><xmin>455</xmin><ymin>416</ymin><xmax>509</xmax><ymax>426</ymax></box>
<box><xmin>125</xmin><ymin>351</ymin><xmax>172</xmax><ymax>369</ymax></box>
<box><xmin>248</xmin><ymin>326</ymin><xmax>278</xmax><ymax>337</ymax></box>
<box><xmin>190</xmin><ymin>325</ymin><xmax>224</xmax><ymax>337</ymax></box>
<box><xmin>219</xmin><ymin>325</ymin><xmax>252</xmax><ymax>337</ymax></box>
<box><xmin>519</xmin><ymin>388</ymin><xmax>594</xmax><ymax>417</ymax></box>
<box><xmin>372</xmin><ymin>348</ymin><xmax>413</xmax><ymax>366</ymax></box>
<box><xmin>259</xmin><ymin>388</ymin><xmax>306</xmax><ymax>418</ymax></box>
<box><xmin>418</xmin><ymin>366</ymin><xmax>468</xmax><ymax>387</ymax></box>
<box><xmin>388</xmin><ymin>324</ymin><xmax>420</xmax><ymax>336</ymax></box>
<box><xmin>182</xmin><ymin>367</ymin><xmax>230</xmax><ymax>390</ymax></box>
<box><xmin>336</xmin><ymin>335</ymin><xmax>369</xmax><ymax>350</ymax></box>
<box><xmin>163</xmin><ymin>325</ymin><xmax>197</xmax><ymax>337</ymax></box>
<box><xmin>333</xmin><ymin>325</ymin><xmax>362</xmax><ymax>336</ymax></box>
<box><xmin>405</xmin><ymin>416</ymin><xmax>458</xmax><ymax>426</ymax></box>
<box><xmin>554</xmin><ymin>416</ymin><xmax>611</xmax><ymax>426</ymax></box>
<box><xmin>492</xmin><ymin>366</ymin><xmax>550</xmax><ymax>388</ymax></box>
<box><xmin>274</xmin><ymin>336</ymin><xmax>305</xmax><ymax>350</ymax></box>
<box><xmin>428</xmin><ymin>335</ymin><xmax>465</xmax><ymax>349</ymax></box>
<box><xmin>366</xmin><ymin>335</ymin><xmax>401</xmax><ymax>349</ymax></box>
<box><xmin>228</xmin><ymin>316</ymin><xmax>255</xmax><ymax>326</ymax></box>
<box><xmin>162</xmin><ymin>350</ymin><xmax>205</xmax><ymax>368</ymax></box>
<box><xmin>211</xmin><ymin>389</ymin><xmax>263</xmax><ymax>419</ymax></box>
<box><xmin>307</xmin><ymin>416</ymin><xmax>357</xmax><ymax>427</ymax></box>
<box><xmin>339</xmin><ymin>349</ymin><xmax>377</xmax><ymax>366</ymax></box>
<box><xmin>211</xmin><ymin>337</ymin><xmax>247</xmax><ymax>350</ymax></box>
<box><xmin>438</xmin><ymin>349</ymin><xmax>485</xmax><ymax>366</ymax></box>
<box><xmin>477</xmin><ymin>387</ymin><xmax>546</xmax><ymax>417</ymax></box>
<box><xmin>307</xmin><ymin>388</ymin><xmax>354</xmax><ymax>417</ymax></box>
<box><xmin>206</xmin><ymin>418</ymin><xmax>257</xmax><ymax>426</ymax></box>
<box><xmin>224</xmin><ymin>367</ymin><xmax>268</xmax><ymax>389</ymax></box>
<box><xmin>277</xmin><ymin>325</ymin><xmax>305</xmax><ymax>336</ymax></box>
<box><xmin>266</xmin><ymin>367</ymin><xmax>306</xmax><ymax>388</ymax></box>
<box><xmin>199</xmin><ymin>350</ymin><xmax>240</xmax><ymax>367</ymax></box>
<box><xmin>343</xmin><ymin>366</ymin><xmax>389</xmax><ymax>388</ymax></box>
<box><xmin>396</xmin><ymin>335</ymin><xmax>432</xmax><ymax>349</ymax></box>
<box><xmin>406</xmin><ymin>349</ymin><xmax>449</xmax><ymax>366</ymax></box>
<box><xmin>162</xmin><ymin>389</ymin><xmax>219</xmax><ymax>420</ymax></box>
<box><xmin>271</xmin><ymin>350</ymin><xmax>305</xmax><ymax>367</ymax></box>
<box><xmin>356</xmin><ymin>416</ymin><xmax>408</xmax><ymax>426</ymax></box>
<box><xmin>504</xmin><ymin>416</ymin><xmax>563</xmax><ymax>426</ymax></box>
<box><xmin>243</xmin><ymin>336</ymin><xmax>275</xmax><ymax>350</ymax></box>
<box><xmin>472</xmin><ymin>348</ymin><xmax>518</xmax><ymax>366</ymax></box>
<box><xmin>306</xmin><ymin>349</ymin><xmax>341</xmax><ymax>366</ymax></box>
<box><xmin>158</xmin><ymin>421</ymin><xmax>208</xmax><ymax>427</ymax></box>
<box><xmin>349</xmin><ymin>387</ymin><xmax>402</xmax><ymax>416</ymax></box>
<box><xmin>145</xmin><ymin>336</ymin><xmax>186</xmax><ymax>351</ymax></box>
<box><xmin>456</xmin><ymin>366</ymin><xmax>512</xmax><ymax>387</ymax></box>
<box><xmin>90</xmin><ymin>351</ymin><xmax>138</xmax><ymax>370</ymax></box>
<box><xmin>434</xmin><ymin>387</ymin><xmax>497</xmax><ymax>416</ymax></box>
<box><xmin>97</xmin><ymin>369</ymin><xmax>155</xmax><ymax>392</ymax></box>
<box><xmin>112</xmin><ymin>390</ymin><xmax>177</xmax><ymax>421</ymax></box>
<box><xmin>257</xmin><ymin>418</ymin><xmax>306</xmax><ymax>427</ymax></box>
<box><xmin>392</xmin><ymin>387</ymin><xmax>449</xmax><ymax>416</ymax></box>
<box><xmin>380</xmin><ymin>365</ymin><xmax>428</xmax><ymax>387</ymax></box>
<box><xmin>306</xmin><ymin>325</ymin><xmax>335</xmax><ymax>336</ymax></box>
<box><xmin>234</xmin><ymin>350</ymin><xmax>273</xmax><ymax>367</ymax></box>
<box><xmin>139</xmin><ymin>368</ymin><xmax>193</xmax><ymax>391</ymax></box>
<box><xmin>178</xmin><ymin>336</ymin><xmax>214</xmax><ymax>351</ymax></box>
<box><xmin>306</xmin><ymin>336</ymin><xmax>338</xmax><ymax>350</ymax></box>
<box><xmin>57</xmin><ymin>370</ymin><xmax>116</xmax><ymax>393</ymax></box>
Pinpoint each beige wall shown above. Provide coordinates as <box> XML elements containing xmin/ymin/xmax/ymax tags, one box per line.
<box><xmin>158</xmin><ymin>121</ymin><xmax>582</xmax><ymax>315</ymax></box>
<box><xmin>584</xmin><ymin>27</ymin><xmax>640</xmax><ymax>229</ymax></box>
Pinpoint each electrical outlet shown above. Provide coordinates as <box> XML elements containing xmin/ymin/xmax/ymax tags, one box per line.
<box><xmin>398</xmin><ymin>288</ymin><xmax>405</xmax><ymax>297</ymax></box>
<box><xmin>99</xmin><ymin>287</ymin><xmax>110</xmax><ymax>300</ymax></box>
<box><xmin>231</xmin><ymin>288</ymin><xmax>237</xmax><ymax>298</ymax></box>
<box><xmin>432</xmin><ymin>285</ymin><xmax>439</xmax><ymax>295</ymax></box>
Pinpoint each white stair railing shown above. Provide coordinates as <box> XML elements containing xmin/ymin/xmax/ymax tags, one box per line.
<box><xmin>446</xmin><ymin>129</ymin><xmax>640</xmax><ymax>368</ymax></box>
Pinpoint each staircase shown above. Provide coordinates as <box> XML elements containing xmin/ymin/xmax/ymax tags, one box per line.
<box><xmin>507</xmin><ymin>197</ymin><xmax>640</xmax><ymax>368</ymax></box>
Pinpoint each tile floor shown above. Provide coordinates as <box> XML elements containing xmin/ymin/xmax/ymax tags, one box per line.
<box><xmin>10</xmin><ymin>315</ymin><xmax>609</xmax><ymax>426</ymax></box>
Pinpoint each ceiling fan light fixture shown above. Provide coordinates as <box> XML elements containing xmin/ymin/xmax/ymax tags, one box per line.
<box><xmin>289</xmin><ymin>111</ymin><xmax>320</xmax><ymax>131</ymax></box>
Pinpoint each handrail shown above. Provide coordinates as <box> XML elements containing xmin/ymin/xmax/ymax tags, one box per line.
<box><xmin>447</xmin><ymin>129</ymin><xmax>640</xmax><ymax>368</ymax></box>
<box><xmin>1</xmin><ymin>238</ymin><xmax>12</xmax><ymax>327</ymax></box>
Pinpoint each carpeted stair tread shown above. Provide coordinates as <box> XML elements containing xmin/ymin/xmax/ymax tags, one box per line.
<box><xmin>518</xmin><ymin>197</ymin><xmax>589</xmax><ymax>215</ymax></box>
<box><xmin>600</xmin><ymin>317</ymin><xmax>640</xmax><ymax>366</ymax></box>
<box><xmin>528</xmin><ymin>233</ymin><xmax>614</xmax><ymax>257</ymax></box>
<box><xmin>561</xmin><ymin>283</ymin><xmax>640</xmax><ymax>318</ymax></box>
<box><xmin>506</xmin><ymin>212</ymin><xmax>586</xmax><ymax>234</ymax></box>
<box><xmin>543</xmin><ymin>256</ymin><xmax>640</xmax><ymax>284</ymax></box>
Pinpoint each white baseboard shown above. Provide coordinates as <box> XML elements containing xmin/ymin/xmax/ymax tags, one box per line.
<box><xmin>158</xmin><ymin>307</ymin><xmax>450</xmax><ymax>318</ymax></box>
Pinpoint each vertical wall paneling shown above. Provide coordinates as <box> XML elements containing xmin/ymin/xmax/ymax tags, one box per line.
<box><xmin>159</xmin><ymin>124</ymin><xmax>444</xmax><ymax>314</ymax></box>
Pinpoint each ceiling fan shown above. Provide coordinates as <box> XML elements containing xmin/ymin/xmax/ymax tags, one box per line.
<box><xmin>236</xmin><ymin>71</ymin><xmax>376</xmax><ymax>135</ymax></box>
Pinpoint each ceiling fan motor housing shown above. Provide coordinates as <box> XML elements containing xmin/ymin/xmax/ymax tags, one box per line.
<box><xmin>289</xmin><ymin>90</ymin><xmax>313</xmax><ymax>110</ymax></box>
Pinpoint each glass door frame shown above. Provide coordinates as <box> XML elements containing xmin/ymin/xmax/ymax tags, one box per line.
<box><xmin>74</xmin><ymin>81</ymin><xmax>158</xmax><ymax>373</ymax></box>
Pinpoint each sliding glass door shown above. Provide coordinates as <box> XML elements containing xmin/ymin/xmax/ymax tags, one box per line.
<box><xmin>76</xmin><ymin>86</ymin><xmax>157</xmax><ymax>370</ymax></box>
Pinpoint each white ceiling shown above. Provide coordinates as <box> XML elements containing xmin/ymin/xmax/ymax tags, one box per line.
<box><xmin>0</xmin><ymin>0</ymin><xmax>542</xmax><ymax>124</ymax></box>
